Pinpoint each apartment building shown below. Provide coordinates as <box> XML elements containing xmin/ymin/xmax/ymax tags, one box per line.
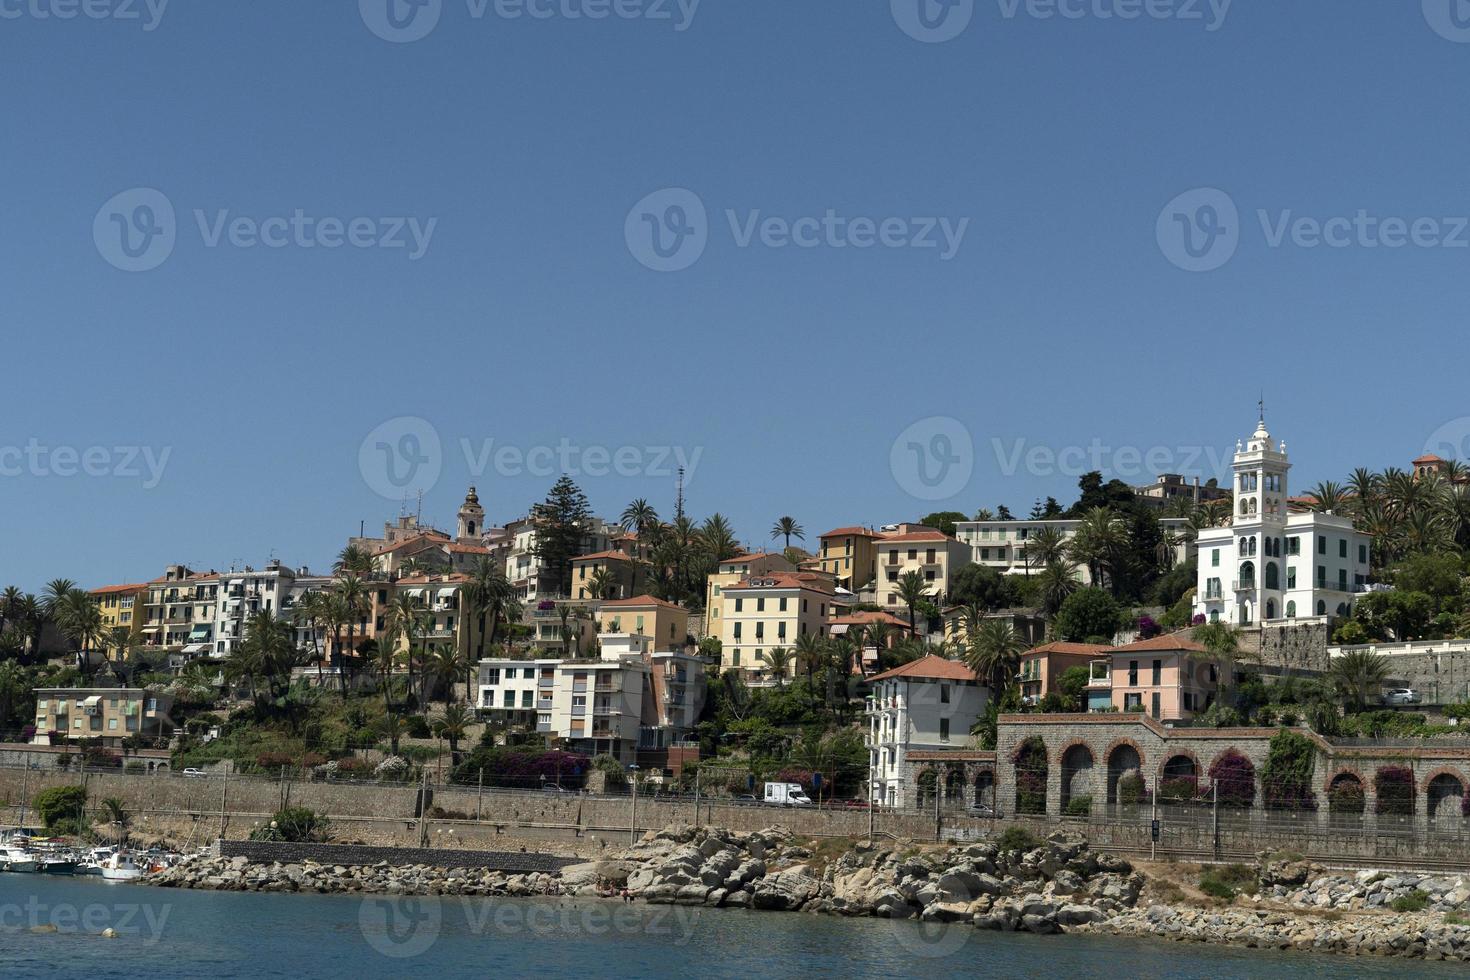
<box><xmin>716</xmin><ymin>572</ymin><xmax>839</xmax><ymax>681</ymax></box>
<box><xmin>1109</xmin><ymin>634</ymin><xmax>1219</xmax><ymax>722</ymax></box>
<box><xmin>818</xmin><ymin>526</ymin><xmax>881</xmax><ymax>591</ymax></box>
<box><xmin>571</xmin><ymin>550</ymin><xmax>642</xmax><ymax>601</ymax></box>
<box><xmin>142</xmin><ymin>566</ymin><xmax>220</xmax><ymax>654</ymax></box>
<box><xmin>1017</xmin><ymin>641</ymin><xmax>1112</xmax><ymax>706</ymax></box>
<box><xmin>953</xmin><ymin>517</ymin><xmax>1192</xmax><ymax>583</ymax></box>
<box><xmin>866</xmin><ymin>655</ymin><xmax>988</xmax><ymax>808</ymax></box>
<box><xmin>874</xmin><ymin>527</ymin><xmax>971</xmax><ymax>611</ymax></box>
<box><xmin>703</xmin><ymin>552</ymin><xmax>795</xmax><ymax>636</ymax></box>
<box><xmin>210</xmin><ymin>561</ymin><xmax>298</xmax><ymax>657</ymax></box>
<box><xmin>89</xmin><ymin>583</ymin><xmax>147</xmax><ymax>660</ymax></box>
<box><xmin>596</xmin><ymin>595</ymin><xmax>689</xmax><ymax>654</ymax></box>
<box><xmin>32</xmin><ymin>687</ymin><xmax>175</xmax><ymax>746</ymax></box>
<box><xmin>826</xmin><ymin>610</ymin><xmax>912</xmax><ymax>673</ymax></box>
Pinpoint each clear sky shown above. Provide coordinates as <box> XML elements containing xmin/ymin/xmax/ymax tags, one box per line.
<box><xmin>3</xmin><ymin>0</ymin><xmax>1468</xmax><ymax>592</ymax></box>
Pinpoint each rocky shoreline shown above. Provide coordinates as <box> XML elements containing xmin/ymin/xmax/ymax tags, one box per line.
<box><xmin>143</xmin><ymin>826</ymin><xmax>1470</xmax><ymax>962</ymax></box>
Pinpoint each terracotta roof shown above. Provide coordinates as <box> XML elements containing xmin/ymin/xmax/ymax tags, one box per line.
<box><xmin>396</xmin><ymin>574</ymin><xmax>470</xmax><ymax>586</ymax></box>
<box><xmin>1113</xmin><ymin>633</ymin><xmax>1208</xmax><ymax>654</ymax></box>
<box><xmin>1413</xmin><ymin>454</ymin><xmax>1445</xmax><ymax>465</ymax></box>
<box><xmin>721</xmin><ymin>552</ymin><xmax>780</xmax><ymax>565</ymax></box>
<box><xmin>446</xmin><ymin>542</ymin><xmax>490</xmax><ymax>554</ymax></box>
<box><xmin>723</xmin><ymin>572</ymin><xmax>834</xmax><ymax>595</ymax></box>
<box><xmin>828</xmin><ymin>611</ymin><xmax>911</xmax><ymax>629</ymax></box>
<box><xmin>574</xmin><ymin>550</ymin><xmax>632</xmax><ymax>563</ymax></box>
<box><xmin>374</xmin><ymin>532</ymin><xmax>451</xmax><ymax>556</ymax></box>
<box><xmin>867</xmin><ymin>654</ymin><xmax>979</xmax><ymax>683</ymax></box>
<box><xmin>879</xmin><ymin>529</ymin><xmax>956</xmax><ymax>543</ymax></box>
<box><xmin>91</xmin><ymin>583</ymin><xmax>148</xmax><ymax>595</ymax></box>
<box><xmin>599</xmin><ymin>594</ymin><xmax>684</xmax><ymax>610</ymax></box>
<box><xmin>1024</xmin><ymin>641</ymin><xmax>1113</xmax><ymax>657</ymax></box>
<box><xmin>821</xmin><ymin>526</ymin><xmax>879</xmax><ymax>539</ymax></box>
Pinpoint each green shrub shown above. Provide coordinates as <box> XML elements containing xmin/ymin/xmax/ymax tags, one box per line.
<box><xmin>124</xmin><ymin>761</ymin><xmax>146</xmax><ymax>774</ymax></box>
<box><xmin>249</xmin><ymin>806</ymin><xmax>330</xmax><ymax>843</ymax></box>
<box><xmin>996</xmin><ymin>826</ymin><xmax>1039</xmax><ymax>853</ymax></box>
<box><xmin>404</xmin><ymin>715</ymin><xmax>433</xmax><ymax>739</ymax></box>
<box><xmin>1199</xmin><ymin>864</ymin><xmax>1258</xmax><ymax>901</ymax></box>
<box><xmin>1392</xmin><ymin>890</ymin><xmax>1430</xmax><ymax>913</ymax></box>
<box><xmin>1118</xmin><ymin>773</ymin><xmax>1148</xmax><ymax>806</ymax></box>
<box><xmin>1064</xmin><ymin>795</ymin><xmax>1092</xmax><ymax>817</ymax></box>
<box><xmin>34</xmin><ymin>785</ymin><xmax>88</xmax><ymax>828</ymax></box>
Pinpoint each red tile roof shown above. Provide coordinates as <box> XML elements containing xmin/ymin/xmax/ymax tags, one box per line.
<box><xmin>91</xmin><ymin>583</ymin><xmax>148</xmax><ymax>595</ymax></box>
<box><xmin>821</xmin><ymin>526</ymin><xmax>879</xmax><ymax>539</ymax></box>
<box><xmin>599</xmin><ymin>594</ymin><xmax>684</xmax><ymax>610</ymax></box>
<box><xmin>828</xmin><ymin>611</ymin><xmax>911</xmax><ymax>630</ymax></box>
<box><xmin>1024</xmin><ymin>641</ymin><xmax>1113</xmax><ymax>657</ymax></box>
<box><xmin>721</xmin><ymin>552</ymin><xmax>780</xmax><ymax>565</ymax></box>
<box><xmin>374</xmin><ymin>532</ymin><xmax>451</xmax><ymax>556</ymax></box>
<box><xmin>574</xmin><ymin>550</ymin><xmax>632</xmax><ymax>563</ymax></box>
<box><xmin>879</xmin><ymin>529</ymin><xmax>956</xmax><ymax>543</ymax></box>
<box><xmin>867</xmin><ymin>654</ymin><xmax>978</xmax><ymax>683</ymax></box>
<box><xmin>723</xmin><ymin>572</ymin><xmax>835</xmax><ymax>595</ymax></box>
<box><xmin>1113</xmin><ymin>633</ymin><xmax>1208</xmax><ymax>654</ymax></box>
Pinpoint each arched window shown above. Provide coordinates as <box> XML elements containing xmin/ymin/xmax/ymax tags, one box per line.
<box><xmin>1316</xmin><ymin>600</ymin><xmax>1326</xmax><ymax>616</ymax></box>
<box><xmin>1266</xmin><ymin>600</ymin><xmax>1276</xmax><ymax>619</ymax></box>
<box><xmin>1239</xmin><ymin>560</ymin><xmax>1255</xmax><ymax>588</ymax></box>
<box><xmin>1337</xmin><ymin>603</ymin><xmax>1347</xmax><ymax>616</ymax></box>
<box><xmin>1286</xmin><ymin>600</ymin><xmax>1296</xmax><ymax>618</ymax></box>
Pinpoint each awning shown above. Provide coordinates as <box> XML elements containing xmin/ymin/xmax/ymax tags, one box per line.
<box><xmin>228</xmin><ymin>578</ymin><xmax>245</xmax><ymax>587</ymax></box>
<box><xmin>182</xmin><ymin>643</ymin><xmax>209</xmax><ymax>654</ymax></box>
<box><xmin>141</xmin><ymin>626</ymin><xmax>160</xmax><ymax>634</ymax></box>
<box><xmin>83</xmin><ymin>696</ymin><xmax>102</xmax><ymax>708</ymax></box>
<box><xmin>437</xmin><ymin>588</ymin><xmax>456</xmax><ymax>598</ymax></box>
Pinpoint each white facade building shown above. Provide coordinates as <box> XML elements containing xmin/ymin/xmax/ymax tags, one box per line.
<box><xmin>1193</xmin><ymin>417</ymin><xmax>1372</xmax><ymax>626</ymax></box>
<box><xmin>866</xmin><ymin>655</ymin><xmax>989</xmax><ymax>809</ymax></box>
<box><xmin>954</xmin><ymin>517</ymin><xmax>1193</xmax><ymax>583</ymax></box>
<box><xmin>211</xmin><ymin>561</ymin><xmax>297</xmax><ymax>657</ymax></box>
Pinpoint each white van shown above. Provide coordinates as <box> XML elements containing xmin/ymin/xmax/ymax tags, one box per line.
<box><xmin>763</xmin><ymin>782</ymin><xmax>813</xmax><ymax>806</ymax></box>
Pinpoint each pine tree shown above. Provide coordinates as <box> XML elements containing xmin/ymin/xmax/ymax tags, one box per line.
<box><xmin>532</xmin><ymin>477</ymin><xmax>591</xmax><ymax>597</ymax></box>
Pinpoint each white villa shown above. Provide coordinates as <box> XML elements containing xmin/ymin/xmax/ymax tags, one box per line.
<box><xmin>866</xmin><ymin>655</ymin><xmax>989</xmax><ymax>808</ymax></box>
<box><xmin>1193</xmin><ymin>416</ymin><xmax>1371</xmax><ymax>627</ymax></box>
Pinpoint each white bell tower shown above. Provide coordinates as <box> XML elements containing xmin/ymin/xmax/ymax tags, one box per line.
<box><xmin>1230</xmin><ymin>405</ymin><xmax>1291</xmax><ymax>624</ymax></box>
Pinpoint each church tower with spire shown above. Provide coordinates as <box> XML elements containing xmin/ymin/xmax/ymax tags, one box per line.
<box><xmin>457</xmin><ymin>486</ymin><xmax>485</xmax><ymax>541</ymax></box>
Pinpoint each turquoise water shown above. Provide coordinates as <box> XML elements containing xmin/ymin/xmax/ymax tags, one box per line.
<box><xmin>0</xmin><ymin>875</ymin><xmax>1460</xmax><ymax>979</ymax></box>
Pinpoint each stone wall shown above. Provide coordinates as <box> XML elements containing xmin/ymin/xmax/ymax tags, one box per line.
<box><xmin>1253</xmin><ymin>621</ymin><xmax>1331</xmax><ymax>673</ymax></box>
<box><xmin>219</xmin><ymin>840</ymin><xmax>572</xmax><ymax>871</ymax></box>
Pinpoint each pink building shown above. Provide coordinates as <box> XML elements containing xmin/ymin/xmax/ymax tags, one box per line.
<box><xmin>1109</xmin><ymin>635</ymin><xmax>1220</xmax><ymax>722</ymax></box>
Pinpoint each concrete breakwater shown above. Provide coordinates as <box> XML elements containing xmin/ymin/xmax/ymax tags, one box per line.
<box><xmin>141</xmin><ymin>824</ymin><xmax>1470</xmax><ymax>961</ymax></box>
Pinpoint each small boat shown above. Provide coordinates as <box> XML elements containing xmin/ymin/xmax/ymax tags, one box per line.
<box><xmin>2</xmin><ymin>846</ymin><xmax>39</xmax><ymax>873</ymax></box>
<box><xmin>99</xmin><ymin>851</ymin><xmax>144</xmax><ymax>881</ymax></box>
<box><xmin>76</xmin><ymin>846</ymin><xmax>117</xmax><ymax>877</ymax></box>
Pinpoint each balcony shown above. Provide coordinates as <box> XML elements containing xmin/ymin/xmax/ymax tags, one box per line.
<box><xmin>538</xmin><ymin>676</ymin><xmax>555</xmax><ymax>688</ymax></box>
<box><xmin>1231</xmin><ymin>579</ymin><xmax>1256</xmax><ymax>591</ymax></box>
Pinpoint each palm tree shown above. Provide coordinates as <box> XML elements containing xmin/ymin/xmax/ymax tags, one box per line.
<box><xmin>1346</xmin><ymin>468</ymin><xmax>1381</xmax><ymax>514</ymax></box>
<box><xmin>57</xmin><ymin>591</ymin><xmax>107</xmax><ymax>671</ymax></box>
<box><xmin>1025</xmin><ymin>525</ymin><xmax>1068</xmax><ymax>569</ymax></box>
<box><xmin>894</xmin><ymin>571</ymin><xmax>931</xmax><ymax>634</ymax></box>
<box><xmin>41</xmin><ymin>579</ymin><xmax>77</xmax><ymax>617</ymax></box>
<box><xmin>586</xmin><ymin>567</ymin><xmax>618</xmax><ymax>601</ymax></box>
<box><xmin>293</xmin><ymin>590</ymin><xmax>329</xmax><ymax>686</ymax></box>
<box><xmin>385</xmin><ymin>592</ymin><xmax>429</xmax><ymax>707</ymax></box>
<box><xmin>1329</xmin><ymin>649</ymin><xmax>1390</xmax><ymax>713</ymax></box>
<box><xmin>17</xmin><ymin>594</ymin><xmax>43</xmax><ymax>659</ymax></box>
<box><xmin>862</xmin><ymin>620</ymin><xmax>895</xmax><ymax>675</ymax></box>
<box><xmin>464</xmin><ymin>557</ymin><xmax>511</xmax><ymax>658</ymax></box>
<box><xmin>436</xmin><ymin>702</ymin><xmax>471</xmax><ymax>761</ymax></box>
<box><xmin>1068</xmin><ymin>508</ymin><xmax>1128</xmax><ymax>593</ymax></box>
<box><xmin>699</xmin><ymin>513</ymin><xmax>741</xmax><ymax>563</ymax></box>
<box><xmin>0</xmin><ymin>660</ymin><xmax>27</xmax><ymax>727</ymax></box>
<box><xmin>770</xmin><ymin>516</ymin><xmax>805</xmax><ymax>550</ymax></box>
<box><xmin>758</xmin><ymin>647</ymin><xmax>792</xmax><ymax>687</ymax></box>
<box><xmin>964</xmin><ymin>619</ymin><xmax>1025</xmax><ymax>691</ymax></box>
<box><xmin>238</xmin><ymin>610</ymin><xmax>297</xmax><ymax>703</ymax></box>
<box><xmin>99</xmin><ymin>797</ymin><xmax>130</xmax><ymax>845</ymax></box>
<box><xmin>426</xmin><ymin>645</ymin><xmax>461</xmax><ymax>707</ymax></box>
<box><xmin>374</xmin><ymin>638</ymin><xmax>398</xmax><ymax>712</ymax></box>
<box><xmin>332</xmin><ymin>576</ymin><xmax>370</xmax><ymax>699</ymax></box>
<box><xmin>1308</xmin><ymin>480</ymin><xmax>1349</xmax><ymax>514</ymax></box>
<box><xmin>335</xmin><ymin>544</ymin><xmax>375</xmax><ymax>577</ymax></box>
<box><xmin>973</xmin><ymin>508</ymin><xmax>995</xmax><ymax>521</ymax></box>
<box><xmin>379</xmin><ymin>713</ymin><xmax>408</xmax><ymax>757</ymax></box>
<box><xmin>793</xmin><ymin>633</ymin><xmax>828</xmax><ymax>710</ymax></box>
<box><xmin>1191</xmin><ymin>620</ymin><xmax>1250</xmax><ymax>705</ymax></box>
<box><xmin>0</xmin><ymin>586</ymin><xmax>22</xmax><ymax>636</ymax></box>
<box><xmin>620</xmin><ymin>499</ymin><xmax>660</xmax><ymax>535</ymax></box>
<box><xmin>1035</xmin><ymin>560</ymin><xmax>1081</xmax><ymax>618</ymax></box>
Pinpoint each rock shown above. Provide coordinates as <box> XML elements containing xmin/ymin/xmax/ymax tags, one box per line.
<box><xmin>1021</xmin><ymin>913</ymin><xmax>1058</xmax><ymax>935</ymax></box>
<box><xmin>1056</xmin><ymin>904</ymin><xmax>1104</xmax><ymax>926</ymax></box>
<box><xmin>752</xmin><ymin>868</ymin><xmax>822</xmax><ymax>911</ymax></box>
<box><xmin>558</xmin><ymin>863</ymin><xmax>602</xmax><ymax>890</ymax></box>
<box><xmin>30</xmin><ymin>924</ymin><xmax>58</xmax><ymax>935</ymax></box>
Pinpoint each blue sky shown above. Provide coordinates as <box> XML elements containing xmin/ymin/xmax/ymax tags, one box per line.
<box><xmin>3</xmin><ymin>0</ymin><xmax>1468</xmax><ymax>592</ymax></box>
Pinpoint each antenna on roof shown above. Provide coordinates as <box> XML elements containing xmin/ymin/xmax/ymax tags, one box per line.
<box><xmin>675</xmin><ymin>466</ymin><xmax>685</xmax><ymax>522</ymax></box>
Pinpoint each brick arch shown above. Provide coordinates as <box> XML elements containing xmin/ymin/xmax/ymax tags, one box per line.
<box><xmin>1161</xmin><ymin>749</ymin><xmax>1201</xmax><ymax>779</ymax></box>
<box><xmin>1103</xmin><ymin>737</ymin><xmax>1146</xmax><ymax>771</ymax></box>
<box><xmin>1423</xmin><ymin>766</ymin><xmax>1469</xmax><ymax>791</ymax></box>
<box><xmin>1323</xmin><ymin>766</ymin><xmax>1366</xmax><ymax>794</ymax></box>
<box><xmin>1010</xmin><ymin>734</ymin><xmax>1050</xmax><ymax>764</ymax></box>
<box><xmin>1058</xmin><ymin>738</ymin><xmax>1098</xmax><ymax>767</ymax></box>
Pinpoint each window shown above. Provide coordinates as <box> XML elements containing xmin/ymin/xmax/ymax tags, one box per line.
<box><xmin>733</xmin><ymin>623</ymin><xmax>742</xmax><ymax>640</ymax></box>
<box><xmin>1287</xmin><ymin>567</ymin><xmax>1297</xmax><ymax>589</ymax></box>
<box><xmin>502</xmin><ymin>691</ymin><xmax>514</xmax><ymax>708</ymax></box>
<box><xmin>521</xmin><ymin>691</ymin><xmax>532</xmax><ymax>708</ymax></box>
<box><xmin>734</xmin><ymin>597</ymin><xmax>743</xmax><ymax>612</ymax></box>
<box><xmin>1317</xmin><ymin>566</ymin><xmax>1326</xmax><ymax>588</ymax></box>
<box><xmin>1286</xmin><ymin>600</ymin><xmax>1296</xmax><ymax>618</ymax></box>
<box><xmin>1339</xmin><ymin>540</ymin><xmax>1347</xmax><ymax>558</ymax></box>
<box><xmin>779</xmin><ymin>597</ymin><xmax>787</xmax><ymax>612</ymax></box>
<box><xmin>940</xmin><ymin>684</ymin><xmax>951</xmax><ymax>704</ymax></box>
<box><xmin>731</xmin><ymin>650</ymin><xmax>740</xmax><ymax>666</ymax></box>
<box><xmin>1211</xmin><ymin>549</ymin><xmax>1219</xmax><ymax>567</ymax></box>
<box><xmin>1124</xmin><ymin>693</ymin><xmax>1142</xmax><ymax>710</ymax></box>
<box><xmin>1359</xmin><ymin>544</ymin><xmax>1368</xmax><ymax>564</ymax></box>
<box><xmin>756</xmin><ymin>598</ymin><xmax>765</xmax><ymax>612</ymax></box>
<box><xmin>939</xmin><ymin>718</ymin><xmax>950</xmax><ymax>743</ymax></box>
<box><xmin>1317</xmin><ymin>536</ymin><xmax>1326</xmax><ymax>555</ymax></box>
<box><xmin>907</xmin><ymin>549</ymin><xmax>917</xmax><ymax>560</ymax></box>
<box><xmin>1151</xmin><ymin>660</ymin><xmax>1161</xmax><ymax>685</ymax></box>
<box><xmin>1128</xmin><ymin>660</ymin><xmax>1138</xmax><ymax>686</ymax></box>
<box><xmin>1289</xmin><ymin>536</ymin><xmax>1300</xmax><ymax>555</ymax></box>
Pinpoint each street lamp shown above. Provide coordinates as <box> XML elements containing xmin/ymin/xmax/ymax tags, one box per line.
<box><xmin>627</xmin><ymin>764</ymin><xmax>640</xmax><ymax>844</ymax></box>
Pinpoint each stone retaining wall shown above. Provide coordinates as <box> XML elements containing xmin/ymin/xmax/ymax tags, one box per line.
<box><xmin>218</xmin><ymin>840</ymin><xmax>573</xmax><ymax>871</ymax></box>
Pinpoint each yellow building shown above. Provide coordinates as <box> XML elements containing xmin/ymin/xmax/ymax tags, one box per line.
<box><xmin>875</xmin><ymin>527</ymin><xmax>972</xmax><ymax>614</ymax></box>
<box><xmin>597</xmin><ymin>595</ymin><xmax>690</xmax><ymax>653</ymax></box>
<box><xmin>703</xmin><ymin>552</ymin><xmax>794</xmax><ymax>637</ymax></box>
<box><xmin>90</xmin><ymin>584</ymin><xmax>147</xmax><ymax>658</ymax></box>
<box><xmin>716</xmin><ymin>572</ymin><xmax>839</xmax><ymax>681</ymax></box>
<box><xmin>571</xmin><ymin>550</ymin><xmax>642</xmax><ymax>601</ymax></box>
<box><xmin>818</xmin><ymin>526</ymin><xmax>881</xmax><ymax>591</ymax></box>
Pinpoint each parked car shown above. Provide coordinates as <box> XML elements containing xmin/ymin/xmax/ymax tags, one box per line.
<box><xmin>732</xmin><ymin>794</ymin><xmax>758</xmax><ymax>805</ymax></box>
<box><xmin>969</xmin><ymin>802</ymin><xmax>999</xmax><ymax>817</ymax></box>
<box><xmin>1381</xmin><ymin>688</ymin><xmax>1422</xmax><ymax>706</ymax></box>
<box><xmin>180</xmin><ymin>768</ymin><xmax>209</xmax><ymax>778</ymax></box>
<box><xmin>840</xmin><ymin>799</ymin><xmax>871</xmax><ymax>810</ymax></box>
